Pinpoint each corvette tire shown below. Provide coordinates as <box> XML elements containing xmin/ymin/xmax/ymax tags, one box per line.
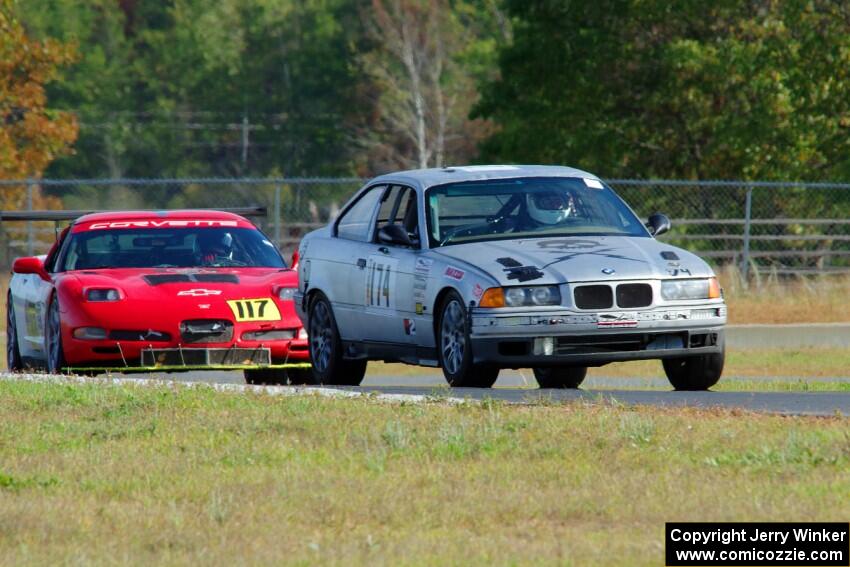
<box><xmin>533</xmin><ymin>366</ymin><xmax>587</xmax><ymax>389</ymax></box>
<box><xmin>46</xmin><ymin>296</ymin><xmax>68</xmax><ymax>374</ymax></box>
<box><xmin>243</xmin><ymin>368</ymin><xmax>286</xmax><ymax>385</ymax></box>
<box><xmin>308</xmin><ymin>294</ymin><xmax>366</xmax><ymax>386</ymax></box>
<box><xmin>662</xmin><ymin>348</ymin><xmax>724</xmax><ymax>391</ymax></box>
<box><xmin>437</xmin><ymin>291</ymin><xmax>499</xmax><ymax>388</ymax></box>
<box><xmin>6</xmin><ymin>294</ymin><xmax>23</xmax><ymax>371</ymax></box>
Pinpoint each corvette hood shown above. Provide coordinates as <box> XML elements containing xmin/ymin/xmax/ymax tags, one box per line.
<box><xmin>69</xmin><ymin>267</ymin><xmax>297</xmax><ymax>300</ymax></box>
<box><xmin>433</xmin><ymin>236</ymin><xmax>713</xmax><ymax>286</ymax></box>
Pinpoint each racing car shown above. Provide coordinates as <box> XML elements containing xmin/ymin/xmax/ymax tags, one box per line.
<box><xmin>6</xmin><ymin>209</ymin><xmax>310</xmax><ymax>384</ymax></box>
<box><xmin>295</xmin><ymin>165</ymin><xmax>726</xmax><ymax>390</ymax></box>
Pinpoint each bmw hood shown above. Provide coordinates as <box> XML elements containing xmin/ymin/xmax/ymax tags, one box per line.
<box><xmin>433</xmin><ymin>236</ymin><xmax>714</xmax><ymax>286</ymax></box>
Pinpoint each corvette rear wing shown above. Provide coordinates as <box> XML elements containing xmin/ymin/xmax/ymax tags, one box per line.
<box><xmin>0</xmin><ymin>206</ymin><xmax>267</xmax><ymax>222</ymax></box>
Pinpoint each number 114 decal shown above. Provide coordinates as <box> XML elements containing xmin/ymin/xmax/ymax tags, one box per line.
<box><xmin>365</xmin><ymin>256</ymin><xmax>399</xmax><ymax>309</ymax></box>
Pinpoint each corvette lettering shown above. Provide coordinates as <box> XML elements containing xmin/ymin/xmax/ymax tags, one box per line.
<box><xmin>87</xmin><ymin>220</ymin><xmax>239</xmax><ymax>230</ymax></box>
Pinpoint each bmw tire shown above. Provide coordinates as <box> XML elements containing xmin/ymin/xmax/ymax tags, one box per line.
<box><xmin>437</xmin><ymin>291</ymin><xmax>499</xmax><ymax>388</ymax></box>
<box><xmin>533</xmin><ymin>366</ymin><xmax>587</xmax><ymax>389</ymax></box>
<box><xmin>662</xmin><ymin>348</ymin><xmax>724</xmax><ymax>391</ymax></box>
<box><xmin>308</xmin><ymin>294</ymin><xmax>366</xmax><ymax>386</ymax></box>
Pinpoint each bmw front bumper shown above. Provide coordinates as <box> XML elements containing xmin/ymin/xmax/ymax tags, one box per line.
<box><xmin>469</xmin><ymin>304</ymin><xmax>726</xmax><ymax>367</ymax></box>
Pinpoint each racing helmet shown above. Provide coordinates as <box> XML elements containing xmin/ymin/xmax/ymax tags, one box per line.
<box><xmin>197</xmin><ymin>231</ymin><xmax>233</xmax><ymax>261</ymax></box>
<box><xmin>526</xmin><ymin>190</ymin><xmax>576</xmax><ymax>225</ymax></box>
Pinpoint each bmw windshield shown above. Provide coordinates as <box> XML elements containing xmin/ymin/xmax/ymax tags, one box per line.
<box><xmin>426</xmin><ymin>177</ymin><xmax>649</xmax><ymax>247</ymax></box>
<box><xmin>58</xmin><ymin>227</ymin><xmax>285</xmax><ymax>270</ymax></box>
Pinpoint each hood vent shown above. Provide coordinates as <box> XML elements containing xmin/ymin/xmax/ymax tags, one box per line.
<box><xmin>144</xmin><ymin>273</ymin><xmax>239</xmax><ymax>286</ymax></box>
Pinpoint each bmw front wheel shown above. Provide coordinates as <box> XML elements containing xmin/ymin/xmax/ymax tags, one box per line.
<box><xmin>437</xmin><ymin>291</ymin><xmax>499</xmax><ymax>388</ymax></box>
<box><xmin>533</xmin><ymin>366</ymin><xmax>587</xmax><ymax>389</ymax></box>
<box><xmin>308</xmin><ymin>294</ymin><xmax>366</xmax><ymax>386</ymax></box>
<box><xmin>662</xmin><ymin>348</ymin><xmax>724</xmax><ymax>391</ymax></box>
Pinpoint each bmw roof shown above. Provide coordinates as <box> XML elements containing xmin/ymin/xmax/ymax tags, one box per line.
<box><xmin>367</xmin><ymin>165</ymin><xmax>601</xmax><ymax>190</ymax></box>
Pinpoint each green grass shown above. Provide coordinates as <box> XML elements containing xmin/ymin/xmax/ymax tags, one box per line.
<box><xmin>0</xmin><ymin>380</ymin><xmax>848</xmax><ymax>565</ymax></box>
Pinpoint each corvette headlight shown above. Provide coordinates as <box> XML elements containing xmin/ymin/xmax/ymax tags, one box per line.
<box><xmin>86</xmin><ymin>288</ymin><xmax>121</xmax><ymax>302</ymax></box>
<box><xmin>503</xmin><ymin>286</ymin><xmax>562</xmax><ymax>307</ymax></box>
<box><xmin>661</xmin><ymin>278</ymin><xmax>721</xmax><ymax>301</ymax></box>
<box><xmin>277</xmin><ymin>286</ymin><xmax>298</xmax><ymax>301</ymax></box>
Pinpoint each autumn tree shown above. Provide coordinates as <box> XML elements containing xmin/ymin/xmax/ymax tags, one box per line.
<box><xmin>0</xmin><ymin>0</ymin><xmax>77</xmax><ymax>210</ymax></box>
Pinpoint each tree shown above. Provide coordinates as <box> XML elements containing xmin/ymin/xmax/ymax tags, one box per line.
<box><xmin>474</xmin><ymin>0</ymin><xmax>850</xmax><ymax>181</ymax></box>
<box><xmin>359</xmin><ymin>0</ymin><xmax>503</xmax><ymax>171</ymax></box>
<box><xmin>0</xmin><ymin>0</ymin><xmax>77</xmax><ymax>210</ymax></box>
<box><xmin>21</xmin><ymin>0</ymin><xmax>367</xmax><ymax>179</ymax></box>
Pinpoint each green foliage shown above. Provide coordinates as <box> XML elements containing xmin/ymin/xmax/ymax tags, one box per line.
<box><xmin>19</xmin><ymin>0</ymin><xmax>367</xmax><ymax>178</ymax></box>
<box><xmin>476</xmin><ymin>0</ymin><xmax>850</xmax><ymax>181</ymax></box>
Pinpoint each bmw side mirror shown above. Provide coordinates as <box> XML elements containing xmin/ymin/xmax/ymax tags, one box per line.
<box><xmin>12</xmin><ymin>256</ymin><xmax>51</xmax><ymax>282</ymax></box>
<box><xmin>377</xmin><ymin>224</ymin><xmax>413</xmax><ymax>247</ymax></box>
<box><xmin>646</xmin><ymin>213</ymin><xmax>671</xmax><ymax>237</ymax></box>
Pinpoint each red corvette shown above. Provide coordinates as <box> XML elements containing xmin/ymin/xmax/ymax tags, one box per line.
<box><xmin>6</xmin><ymin>209</ymin><xmax>310</xmax><ymax>384</ymax></box>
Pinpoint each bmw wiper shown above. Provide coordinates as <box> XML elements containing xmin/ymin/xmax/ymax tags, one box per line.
<box><xmin>439</xmin><ymin>216</ymin><xmax>505</xmax><ymax>247</ymax></box>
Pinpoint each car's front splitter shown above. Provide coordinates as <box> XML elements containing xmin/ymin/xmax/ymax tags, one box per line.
<box><xmin>470</xmin><ymin>327</ymin><xmax>724</xmax><ymax>367</ymax></box>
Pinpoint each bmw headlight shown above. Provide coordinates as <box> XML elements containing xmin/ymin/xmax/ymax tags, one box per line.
<box><xmin>661</xmin><ymin>278</ymin><xmax>721</xmax><ymax>301</ymax></box>
<box><xmin>503</xmin><ymin>285</ymin><xmax>561</xmax><ymax>307</ymax></box>
<box><xmin>86</xmin><ymin>288</ymin><xmax>121</xmax><ymax>302</ymax></box>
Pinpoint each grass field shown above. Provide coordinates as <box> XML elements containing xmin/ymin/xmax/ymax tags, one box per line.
<box><xmin>0</xmin><ymin>380</ymin><xmax>848</xmax><ymax>566</ymax></box>
<box><xmin>716</xmin><ymin>267</ymin><xmax>850</xmax><ymax>324</ymax></box>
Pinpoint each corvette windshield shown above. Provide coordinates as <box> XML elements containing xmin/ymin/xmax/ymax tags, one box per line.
<box><xmin>59</xmin><ymin>227</ymin><xmax>285</xmax><ymax>270</ymax></box>
<box><xmin>426</xmin><ymin>177</ymin><xmax>649</xmax><ymax>247</ymax></box>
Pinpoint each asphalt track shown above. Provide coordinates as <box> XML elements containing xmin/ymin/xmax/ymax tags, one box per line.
<box><xmin>129</xmin><ymin>369</ymin><xmax>850</xmax><ymax>416</ymax></box>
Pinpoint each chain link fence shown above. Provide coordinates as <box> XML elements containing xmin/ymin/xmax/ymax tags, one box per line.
<box><xmin>2</xmin><ymin>177</ymin><xmax>849</xmax><ymax>276</ymax></box>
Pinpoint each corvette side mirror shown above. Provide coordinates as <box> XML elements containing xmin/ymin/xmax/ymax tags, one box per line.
<box><xmin>377</xmin><ymin>224</ymin><xmax>414</xmax><ymax>247</ymax></box>
<box><xmin>646</xmin><ymin>213</ymin><xmax>671</xmax><ymax>237</ymax></box>
<box><xmin>12</xmin><ymin>256</ymin><xmax>51</xmax><ymax>282</ymax></box>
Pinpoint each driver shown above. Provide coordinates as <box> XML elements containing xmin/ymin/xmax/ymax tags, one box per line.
<box><xmin>196</xmin><ymin>231</ymin><xmax>234</xmax><ymax>265</ymax></box>
<box><xmin>525</xmin><ymin>189</ymin><xmax>577</xmax><ymax>227</ymax></box>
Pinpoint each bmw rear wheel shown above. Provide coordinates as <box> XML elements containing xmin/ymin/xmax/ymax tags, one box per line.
<box><xmin>46</xmin><ymin>296</ymin><xmax>67</xmax><ymax>374</ymax></box>
<box><xmin>662</xmin><ymin>348</ymin><xmax>724</xmax><ymax>391</ymax></box>
<box><xmin>437</xmin><ymin>291</ymin><xmax>499</xmax><ymax>388</ymax></box>
<box><xmin>6</xmin><ymin>294</ymin><xmax>23</xmax><ymax>371</ymax></box>
<box><xmin>308</xmin><ymin>294</ymin><xmax>366</xmax><ymax>386</ymax></box>
<box><xmin>533</xmin><ymin>366</ymin><xmax>587</xmax><ymax>389</ymax></box>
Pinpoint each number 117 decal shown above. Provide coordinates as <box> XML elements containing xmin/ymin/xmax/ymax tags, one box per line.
<box><xmin>365</xmin><ymin>256</ymin><xmax>399</xmax><ymax>309</ymax></box>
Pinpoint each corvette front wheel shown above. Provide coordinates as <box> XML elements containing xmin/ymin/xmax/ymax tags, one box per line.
<box><xmin>243</xmin><ymin>367</ymin><xmax>313</xmax><ymax>386</ymax></box>
<box><xmin>46</xmin><ymin>296</ymin><xmax>67</xmax><ymax>374</ymax></box>
<box><xmin>6</xmin><ymin>294</ymin><xmax>23</xmax><ymax>371</ymax></box>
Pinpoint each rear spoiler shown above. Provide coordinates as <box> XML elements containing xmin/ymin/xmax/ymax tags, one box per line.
<box><xmin>0</xmin><ymin>206</ymin><xmax>267</xmax><ymax>222</ymax></box>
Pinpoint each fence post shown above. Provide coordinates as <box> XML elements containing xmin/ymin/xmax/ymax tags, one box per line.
<box><xmin>740</xmin><ymin>184</ymin><xmax>753</xmax><ymax>282</ymax></box>
<box><xmin>26</xmin><ymin>179</ymin><xmax>34</xmax><ymax>256</ymax></box>
<box><xmin>273</xmin><ymin>184</ymin><xmax>282</xmax><ymax>248</ymax></box>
